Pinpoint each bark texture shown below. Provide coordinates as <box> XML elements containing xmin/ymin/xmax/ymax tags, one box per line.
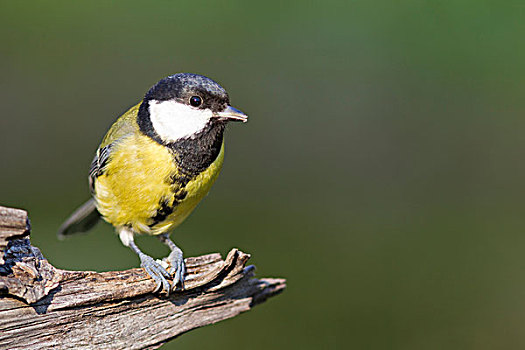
<box><xmin>0</xmin><ymin>206</ymin><xmax>285</xmax><ymax>349</ymax></box>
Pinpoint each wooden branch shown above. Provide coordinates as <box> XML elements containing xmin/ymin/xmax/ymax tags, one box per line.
<box><xmin>0</xmin><ymin>206</ymin><xmax>286</xmax><ymax>349</ymax></box>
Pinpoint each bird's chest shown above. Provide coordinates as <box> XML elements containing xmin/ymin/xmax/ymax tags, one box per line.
<box><xmin>95</xmin><ymin>135</ymin><xmax>224</xmax><ymax>234</ymax></box>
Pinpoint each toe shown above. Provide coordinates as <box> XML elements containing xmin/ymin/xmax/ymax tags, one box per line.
<box><xmin>140</xmin><ymin>255</ymin><xmax>172</xmax><ymax>293</ymax></box>
<box><xmin>173</xmin><ymin>260</ymin><xmax>186</xmax><ymax>289</ymax></box>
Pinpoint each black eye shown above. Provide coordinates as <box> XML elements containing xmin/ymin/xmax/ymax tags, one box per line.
<box><xmin>189</xmin><ymin>96</ymin><xmax>202</xmax><ymax>107</ymax></box>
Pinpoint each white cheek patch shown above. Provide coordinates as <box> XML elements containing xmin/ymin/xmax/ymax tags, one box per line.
<box><xmin>148</xmin><ymin>99</ymin><xmax>213</xmax><ymax>142</ymax></box>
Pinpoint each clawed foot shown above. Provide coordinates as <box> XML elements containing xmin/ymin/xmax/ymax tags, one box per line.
<box><xmin>167</xmin><ymin>248</ymin><xmax>186</xmax><ymax>290</ymax></box>
<box><xmin>158</xmin><ymin>233</ymin><xmax>186</xmax><ymax>290</ymax></box>
<box><xmin>139</xmin><ymin>251</ymin><xmax>186</xmax><ymax>294</ymax></box>
<box><xmin>122</xmin><ymin>230</ymin><xmax>185</xmax><ymax>295</ymax></box>
<box><xmin>139</xmin><ymin>254</ymin><xmax>172</xmax><ymax>294</ymax></box>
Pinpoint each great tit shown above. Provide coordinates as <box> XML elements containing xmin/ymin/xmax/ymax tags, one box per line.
<box><xmin>58</xmin><ymin>73</ymin><xmax>248</xmax><ymax>293</ymax></box>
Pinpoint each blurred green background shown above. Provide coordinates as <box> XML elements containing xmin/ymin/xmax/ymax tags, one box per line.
<box><xmin>2</xmin><ymin>0</ymin><xmax>525</xmax><ymax>349</ymax></box>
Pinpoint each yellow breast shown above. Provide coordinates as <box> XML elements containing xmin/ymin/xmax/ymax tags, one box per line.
<box><xmin>94</xmin><ymin>133</ymin><xmax>224</xmax><ymax>235</ymax></box>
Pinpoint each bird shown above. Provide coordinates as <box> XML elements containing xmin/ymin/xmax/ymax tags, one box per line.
<box><xmin>58</xmin><ymin>73</ymin><xmax>248</xmax><ymax>294</ymax></box>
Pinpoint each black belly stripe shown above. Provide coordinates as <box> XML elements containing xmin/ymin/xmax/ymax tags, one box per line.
<box><xmin>148</xmin><ymin>175</ymin><xmax>189</xmax><ymax>228</ymax></box>
<box><xmin>149</xmin><ymin>197</ymin><xmax>175</xmax><ymax>227</ymax></box>
<box><xmin>139</xmin><ymin>103</ymin><xmax>225</xmax><ymax>228</ymax></box>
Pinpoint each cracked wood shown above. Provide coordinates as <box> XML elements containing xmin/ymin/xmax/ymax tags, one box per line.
<box><xmin>0</xmin><ymin>205</ymin><xmax>285</xmax><ymax>350</ymax></box>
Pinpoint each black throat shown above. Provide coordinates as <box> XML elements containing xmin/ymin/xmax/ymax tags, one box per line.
<box><xmin>137</xmin><ymin>101</ymin><xmax>226</xmax><ymax>177</ymax></box>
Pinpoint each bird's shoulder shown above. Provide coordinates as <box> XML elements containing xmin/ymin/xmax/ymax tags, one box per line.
<box><xmin>99</xmin><ymin>102</ymin><xmax>142</xmax><ymax>148</ymax></box>
<box><xmin>88</xmin><ymin>102</ymin><xmax>142</xmax><ymax>191</ymax></box>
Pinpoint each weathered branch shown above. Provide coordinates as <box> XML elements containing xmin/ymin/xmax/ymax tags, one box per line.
<box><xmin>0</xmin><ymin>206</ymin><xmax>286</xmax><ymax>349</ymax></box>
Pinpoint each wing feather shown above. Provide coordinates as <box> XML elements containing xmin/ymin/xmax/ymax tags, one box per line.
<box><xmin>58</xmin><ymin>103</ymin><xmax>142</xmax><ymax>237</ymax></box>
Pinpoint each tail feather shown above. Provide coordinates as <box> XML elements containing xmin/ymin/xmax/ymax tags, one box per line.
<box><xmin>58</xmin><ymin>198</ymin><xmax>101</xmax><ymax>239</ymax></box>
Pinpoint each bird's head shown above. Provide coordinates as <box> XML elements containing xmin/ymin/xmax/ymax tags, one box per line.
<box><xmin>138</xmin><ymin>73</ymin><xmax>247</xmax><ymax>143</ymax></box>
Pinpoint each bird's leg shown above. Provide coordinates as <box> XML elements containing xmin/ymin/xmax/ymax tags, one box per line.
<box><xmin>119</xmin><ymin>228</ymin><xmax>172</xmax><ymax>294</ymax></box>
<box><xmin>158</xmin><ymin>233</ymin><xmax>186</xmax><ymax>289</ymax></box>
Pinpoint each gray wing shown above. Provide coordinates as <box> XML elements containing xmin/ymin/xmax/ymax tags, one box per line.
<box><xmin>88</xmin><ymin>143</ymin><xmax>113</xmax><ymax>193</ymax></box>
<box><xmin>58</xmin><ymin>143</ymin><xmax>114</xmax><ymax>238</ymax></box>
<box><xmin>59</xmin><ymin>104</ymin><xmax>139</xmax><ymax>238</ymax></box>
